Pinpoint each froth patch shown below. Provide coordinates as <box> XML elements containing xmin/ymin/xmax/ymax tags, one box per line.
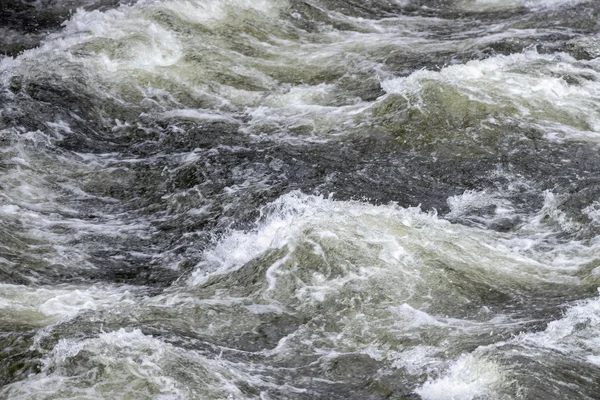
<box><xmin>416</xmin><ymin>354</ymin><xmax>512</xmax><ymax>400</ymax></box>
<box><xmin>0</xmin><ymin>284</ymin><xmax>137</xmax><ymax>327</ymax></box>
<box><xmin>380</xmin><ymin>51</ymin><xmax>600</xmax><ymax>143</ymax></box>
<box><xmin>2</xmin><ymin>328</ymin><xmax>252</xmax><ymax>399</ymax></box>
<box><xmin>191</xmin><ymin>191</ymin><xmax>589</xmax><ymax>292</ymax></box>
<box><xmin>180</xmin><ymin>190</ymin><xmax>593</xmax><ymax>371</ymax></box>
<box><xmin>515</xmin><ymin>291</ymin><xmax>600</xmax><ymax>357</ymax></box>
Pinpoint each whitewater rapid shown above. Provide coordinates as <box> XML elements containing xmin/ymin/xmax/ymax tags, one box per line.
<box><xmin>1</xmin><ymin>0</ymin><xmax>600</xmax><ymax>398</ymax></box>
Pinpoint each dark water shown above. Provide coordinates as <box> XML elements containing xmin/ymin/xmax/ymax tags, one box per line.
<box><xmin>1</xmin><ymin>0</ymin><xmax>600</xmax><ymax>398</ymax></box>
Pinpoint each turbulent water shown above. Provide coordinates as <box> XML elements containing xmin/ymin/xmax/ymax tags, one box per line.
<box><xmin>1</xmin><ymin>0</ymin><xmax>600</xmax><ymax>398</ymax></box>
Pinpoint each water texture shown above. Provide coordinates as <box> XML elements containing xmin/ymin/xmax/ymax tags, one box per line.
<box><xmin>1</xmin><ymin>0</ymin><xmax>600</xmax><ymax>398</ymax></box>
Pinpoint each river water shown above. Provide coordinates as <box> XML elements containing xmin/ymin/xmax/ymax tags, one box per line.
<box><xmin>1</xmin><ymin>0</ymin><xmax>600</xmax><ymax>398</ymax></box>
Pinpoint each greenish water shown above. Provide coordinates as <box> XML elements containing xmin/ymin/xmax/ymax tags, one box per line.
<box><xmin>1</xmin><ymin>0</ymin><xmax>600</xmax><ymax>398</ymax></box>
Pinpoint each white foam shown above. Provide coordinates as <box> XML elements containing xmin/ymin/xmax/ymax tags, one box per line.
<box><xmin>4</xmin><ymin>329</ymin><xmax>188</xmax><ymax>399</ymax></box>
<box><xmin>159</xmin><ymin>109</ymin><xmax>238</xmax><ymax>123</ymax></box>
<box><xmin>416</xmin><ymin>354</ymin><xmax>511</xmax><ymax>400</ymax></box>
<box><xmin>3</xmin><ymin>326</ymin><xmax>302</xmax><ymax>399</ymax></box>
<box><xmin>4</xmin><ymin>0</ymin><xmax>545</xmax><ymax>143</ymax></box>
<box><xmin>413</xmin><ymin>290</ymin><xmax>600</xmax><ymax>400</ymax></box>
<box><xmin>514</xmin><ymin>291</ymin><xmax>600</xmax><ymax>358</ymax></box>
<box><xmin>0</xmin><ymin>283</ymin><xmax>137</xmax><ymax>327</ymax></box>
<box><xmin>446</xmin><ymin>189</ymin><xmax>515</xmax><ymax>222</ymax></box>
<box><xmin>381</xmin><ymin>51</ymin><xmax>600</xmax><ymax>143</ymax></box>
<box><xmin>386</xmin><ymin>345</ymin><xmax>442</xmax><ymax>375</ymax></box>
<box><xmin>192</xmin><ymin>191</ymin><xmax>595</xmax><ymax>294</ymax></box>
<box><xmin>583</xmin><ymin>201</ymin><xmax>600</xmax><ymax>224</ymax></box>
<box><xmin>178</xmin><ymin>190</ymin><xmax>600</xmax><ymax>377</ymax></box>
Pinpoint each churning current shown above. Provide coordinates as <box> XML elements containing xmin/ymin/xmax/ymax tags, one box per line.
<box><xmin>1</xmin><ymin>0</ymin><xmax>600</xmax><ymax>398</ymax></box>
